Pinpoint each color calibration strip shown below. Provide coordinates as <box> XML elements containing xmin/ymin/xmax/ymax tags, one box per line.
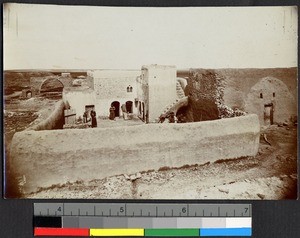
<box><xmin>35</xmin><ymin>228</ymin><xmax>251</xmax><ymax>237</ymax></box>
<box><xmin>34</xmin><ymin>203</ymin><xmax>252</xmax><ymax>236</ymax></box>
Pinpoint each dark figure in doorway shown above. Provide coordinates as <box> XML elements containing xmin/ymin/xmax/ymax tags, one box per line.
<box><xmin>109</xmin><ymin>106</ymin><xmax>116</xmax><ymax>120</ymax></box>
<box><xmin>168</xmin><ymin>112</ymin><xmax>176</xmax><ymax>123</ymax></box>
<box><xmin>90</xmin><ymin>110</ymin><xmax>97</xmax><ymax>127</ymax></box>
<box><xmin>121</xmin><ymin>104</ymin><xmax>127</xmax><ymax>119</ymax></box>
<box><xmin>83</xmin><ymin>111</ymin><xmax>88</xmax><ymax>123</ymax></box>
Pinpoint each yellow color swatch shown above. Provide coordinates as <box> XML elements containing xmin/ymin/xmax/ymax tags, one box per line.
<box><xmin>90</xmin><ymin>228</ymin><xmax>144</xmax><ymax>236</ymax></box>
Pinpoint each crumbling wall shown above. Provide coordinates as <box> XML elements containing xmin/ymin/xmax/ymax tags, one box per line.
<box><xmin>9</xmin><ymin>114</ymin><xmax>260</xmax><ymax>195</ymax></box>
<box><xmin>184</xmin><ymin>69</ymin><xmax>227</xmax><ymax>121</ymax></box>
<box><xmin>27</xmin><ymin>100</ymin><xmax>65</xmax><ymax>131</ymax></box>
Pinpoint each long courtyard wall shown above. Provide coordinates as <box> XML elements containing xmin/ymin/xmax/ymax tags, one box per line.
<box><xmin>9</xmin><ymin>114</ymin><xmax>260</xmax><ymax>195</ymax></box>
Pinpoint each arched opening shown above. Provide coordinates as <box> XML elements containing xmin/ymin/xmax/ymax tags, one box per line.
<box><xmin>26</xmin><ymin>91</ymin><xmax>32</xmax><ymax>98</ymax></box>
<box><xmin>111</xmin><ymin>101</ymin><xmax>120</xmax><ymax>117</ymax></box>
<box><xmin>127</xmin><ymin>85</ymin><xmax>133</xmax><ymax>93</ymax></box>
<box><xmin>39</xmin><ymin>78</ymin><xmax>64</xmax><ymax>99</ymax></box>
<box><xmin>126</xmin><ymin>101</ymin><xmax>133</xmax><ymax>113</ymax></box>
<box><xmin>176</xmin><ymin>105</ymin><xmax>189</xmax><ymax>123</ymax></box>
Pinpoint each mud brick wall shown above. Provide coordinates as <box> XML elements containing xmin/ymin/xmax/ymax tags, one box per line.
<box><xmin>27</xmin><ymin>100</ymin><xmax>65</xmax><ymax>131</ymax></box>
<box><xmin>9</xmin><ymin>114</ymin><xmax>260</xmax><ymax>195</ymax></box>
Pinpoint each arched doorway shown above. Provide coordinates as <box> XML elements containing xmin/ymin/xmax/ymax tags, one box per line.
<box><xmin>125</xmin><ymin>101</ymin><xmax>133</xmax><ymax>113</ymax></box>
<box><xmin>176</xmin><ymin>105</ymin><xmax>189</xmax><ymax>123</ymax></box>
<box><xmin>111</xmin><ymin>101</ymin><xmax>120</xmax><ymax>117</ymax></box>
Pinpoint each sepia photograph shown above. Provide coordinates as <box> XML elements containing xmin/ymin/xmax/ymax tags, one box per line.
<box><xmin>3</xmin><ymin>4</ymin><xmax>298</xmax><ymax>199</ymax></box>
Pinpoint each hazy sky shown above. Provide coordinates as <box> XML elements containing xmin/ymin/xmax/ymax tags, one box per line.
<box><xmin>3</xmin><ymin>4</ymin><xmax>298</xmax><ymax>70</ymax></box>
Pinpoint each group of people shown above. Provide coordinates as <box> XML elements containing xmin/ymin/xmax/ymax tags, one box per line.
<box><xmin>83</xmin><ymin>110</ymin><xmax>98</xmax><ymax>127</ymax></box>
<box><xmin>84</xmin><ymin>108</ymin><xmax>187</xmax><ymax>127</ymax></box>
<box><xmin>82</xmin><ymin>106</ymin><xmax>117</xmax><ymax>128</ymax></box>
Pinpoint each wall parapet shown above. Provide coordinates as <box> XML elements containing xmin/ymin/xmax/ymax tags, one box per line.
<box><xmin>26</xmin><ymin>100</ymin><xmax>65</xmax><ymax>131</ymax></box>
<box><xmin>9</xmin><ymin>114</ymin><xmax>260</xmax><ymax>195</ymax></box>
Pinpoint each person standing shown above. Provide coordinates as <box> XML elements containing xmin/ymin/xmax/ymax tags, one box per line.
<box><xmin>83</xmin><ymin>111</ymin><xmax>88</xmax><ymax>123</ymax></box>
<box><xmin>121</xmin><ymin>104</ymin><xmax>127</xmax><ymax>120</ymax></box>
<box><xmin>90</xmin><ymin>110</ymin><xmax>97</xmax><ymax>128</ymax></box>
<box><xmin>109</xmin><ymin>106</ymin><xmax>116</xmax><ymax>120</ymax></box>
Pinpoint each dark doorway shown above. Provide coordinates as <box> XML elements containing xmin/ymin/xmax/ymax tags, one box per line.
<box><xmin>126</xmin><ymin>101</ymin><xmax>133</xmax><ymax>113</ymax></box>
<box><xmin>142</xmin><ymin>102</ymin><xmax>145</xmax><ymax>121</ymax></box>
<box><xmin>264</xmin><ymin>103</ymin><xmax>274</xmax><ymax>126</ymax></box>
<box><xmin>85</xmin><ymin>105</ymin><xmax>95</xmax><ymax>120</ymax></box>
<box><xmin>26</xmin><ymin>91</ymin><xmax>32</xmax><ymax>98</ymax></box>
<box><xmin>138</xmin><ymin>102</ymin><xmax>142</xmax><ymax>116</ymax></box>
<box><xmin>176</xmin><ymin>106</ymin><xmax>188</xmax><ymax>117</ymax></box>
<box><xmin>176</xmin><ymin>106</ymin><xmax>189</xmax><ymax>123</ymax></box>
<box><xmin>111</xmin><ymin>101</ymin><xmax>120</xmax><ymax>117</ymax></box>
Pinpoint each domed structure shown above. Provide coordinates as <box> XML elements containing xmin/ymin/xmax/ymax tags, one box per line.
<box><xmin>244</xmin><ymin>77</ymin><xmax>297</xmax><ymax>125</ymax></box>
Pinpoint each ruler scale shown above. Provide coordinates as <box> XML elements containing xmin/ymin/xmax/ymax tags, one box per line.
<box><xmin>34</xmin><ymin>203</ymin><xmax>252</xmax><ymax>237</ymax></box>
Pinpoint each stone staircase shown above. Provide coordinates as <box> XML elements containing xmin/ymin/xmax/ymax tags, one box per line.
<box><xmin>156</xmin><ymin>79</ymin><xmax>188</xmax><ymax>122</ymax></box>
<box><xmin>155</xmin><ymin>78</ymin><xmax>189</xmax><ymax>122</ymax></box>
<box><xmin>176</xmin><ymin>81</ymin><xmax>185</xmax><ymax>99</ymax></box>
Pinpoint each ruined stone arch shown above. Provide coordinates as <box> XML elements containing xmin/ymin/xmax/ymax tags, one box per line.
<box><xmin>39</xmin><ymin>78</ymin><xmax>64</xmax><ymax>93</ymax></box>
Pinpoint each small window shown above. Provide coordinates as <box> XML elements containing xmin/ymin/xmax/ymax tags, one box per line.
<box><xmin>260</xmin><ymin>93</ymin><xmax>263</xmax><ymax>99</ymax></box>
<box><xmin>127</xmin><ymin>85</ymin><xmax>133</xmax><ymax>93</ymax></box>
<box><xmin>273</xmin><ymin>92</ymin><xmax>275</xmax><ymax>97</ymax></box>
<box><xmin>154</xmin><ymin>76</ymin><xmax>156</xmax><ymax>78</ymax></box>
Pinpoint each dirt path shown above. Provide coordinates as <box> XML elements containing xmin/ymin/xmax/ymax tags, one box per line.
<box><xmin>26</xmin><ymin>125</ymin><xmax>297</xmax><ymax>200</ymax></box>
